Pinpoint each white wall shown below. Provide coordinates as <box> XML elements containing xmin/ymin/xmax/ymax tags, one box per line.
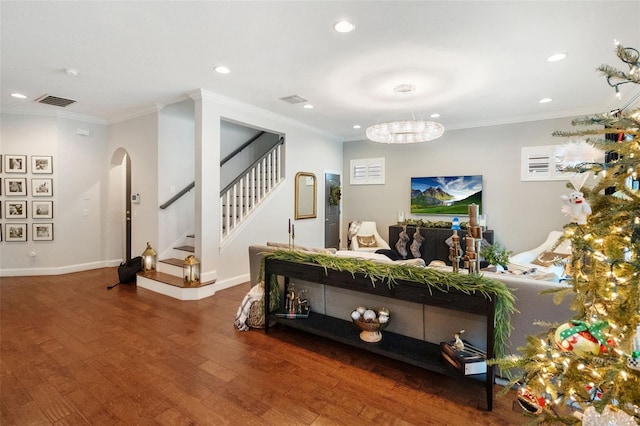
<box><xmin>343</xmin><ymin>117</ymin><xmax>579</xmax><ymax>254</ymax></box>
<box><xmin>0</xmin><ymin>112</ymin><xmax>110</xmax><ymax>274</ymax></box>
<box><xmin>157</xmin><ymin>100</ymin><xmax>195</xmax><ymax>256</ymax></box>
<box><xmin>108</xmin><ymin>112</ymin><xmax>159</xmax><ymax>261</ymax></box>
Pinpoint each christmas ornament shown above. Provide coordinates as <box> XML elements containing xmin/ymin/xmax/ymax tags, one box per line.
<box><xmin>560</xmin><ymin>191</ymin><xmax>592</xmax><ymax>225</ymax></box>
<box><xmin>554</xmin><ymin>320</ymin><xmax>612</xmax><ymax>357</ymax></box>
<box><xmin>585</xmin><ymin>383</ymin><xmax>603</xmax><ymax>401</ymax></box>
<box><xmin>582</xmin><ymin>406</ymin><xmax>637</xmax><ymax>426</ymax></box>
<box><xmin>517</xmin><ymin>386</ymin><xmax>546</xmax><ymax>414</ymax></box>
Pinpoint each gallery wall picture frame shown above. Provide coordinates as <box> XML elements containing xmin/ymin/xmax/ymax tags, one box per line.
<box><xmin>4</xmin><ymin>155</ymin><xmax>27</xmax><ymax>173</ymax></box>
<box><xmin>32</xmin><ymin>200</ymin><xmax>53</xmax><ymax>219</ymax></box>
<box><xmin>0</xmin><ymin>223</ymin><xmax>2</xmax><ymax>242</ymax></box>
<box><xmin>32</xmin><ymin>155</ymin><xmax>53</xmax><ymax>174</ymax></box>
<box><xmin>6</xmin><ymin>201</ymin><xmax>27</xmax><ymax>219</ymax></box>
<box><xmin>0</xmin><ymin>154</ymin><xmax>2</xmax><ymax>172</ymax></box>
<box><xmin>31</xmin><ymin>178</ymin><xmax>53</xmax><ymax>197</ymax></box>
<box><xmin>4</xmin><ymin>177</ymin><xmax>27</xmax><ymax>196</ymax></box>
<box><xmin>5</xmin><ymin>178</ymin><xmax>27</xmax><ymax>196</ymax></box>
<box><xmin>33</xmin><ymin>223</ymin><xmax>53</xmax><ymax>241</ymax></box>
<box><xmin>5</xmin><ymin>223</ymin><xmax>27</xmax><ymax>242</ymax></box>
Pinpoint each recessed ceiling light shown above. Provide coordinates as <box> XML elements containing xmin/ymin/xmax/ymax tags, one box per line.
<box><xmin>353</xmin><ymin>125</ymin><xmax>361</xmax><ymax>129</ymax></box>
<box><xmin>430</xmin><ymin>113</ymin><xmax>440</xmax><ymax>118</ymax></box>
<box><xmin>547</xmin><ymin>53</ymin><xmax>567</xmax><ymax>62</ymax></box>
<box><xmin>65</xmin><ymin>68</ymin><xmax>79</xmax><ymax>76</ymax></box>
<box><xmin>539</xmin><ymin>98</ymin><xmax>553</xmax><ymax>103</ymax></box>
<box><xmin>214</xmin><ymin>65</ymin><xmax>230</xmax><ymax>74</ymax></box>
<box><xmin>393</xmin><ymin>84</ymin><xmax>415</xmax><ymax>95</ymax></box>
<box><xmin>303</xmin><ymin>104</ymin><xmax>314</xmax><ymax>109</ymax></box>
<box><xmin>334</xmin><ymin>20</ymin><xmax>355</xmax><ymax>33</ymax></box>
<box><xmin>11</xmin><ymin>93</ymin><xmax>27</xmax><ymax>99</ymax></box>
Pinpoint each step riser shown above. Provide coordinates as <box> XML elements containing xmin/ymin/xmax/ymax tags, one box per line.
<box><xmin>173</xmin><ymin>248</ymin><xmax>193</xmax><ymax>259</ymax></box>
<box><xmin>158</xmin><ymin>262</ymin><xmax>183</xmax><ymax>278</ymax></box>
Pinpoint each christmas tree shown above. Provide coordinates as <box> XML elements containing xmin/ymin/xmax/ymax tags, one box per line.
<box><xmin>494</xmin><ymin>42</ymin><xmax>640</xmax><ymax>424</ymax></box>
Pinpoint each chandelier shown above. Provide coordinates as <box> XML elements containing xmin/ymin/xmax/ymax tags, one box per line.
<box><xmin>366</xmin><ymin>120</ymin><xmax>445</xmax><ymax>144</ymax></box>
<box><xmin>366</xmin><ymin>84</ymin><xmax>445</xmax><ymax>144</ymax></box>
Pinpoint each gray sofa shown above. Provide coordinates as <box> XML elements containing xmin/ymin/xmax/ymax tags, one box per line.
<box><xmin>248</xmin><ymin>244</ymin><xmax>574</xmax><ymax>357</ymax></box>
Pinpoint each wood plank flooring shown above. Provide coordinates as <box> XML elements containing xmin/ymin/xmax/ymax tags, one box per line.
<box><xmin>1</xmin><ymin>268</ymin><xmax>529</xmax><ymax>425</ymax></box>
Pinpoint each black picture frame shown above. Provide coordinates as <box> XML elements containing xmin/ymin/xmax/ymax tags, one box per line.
<box><xmin>5</xmin><ymin>178</ymin><xmax>27</xmax><ymax>196</ymax></box>
<box><xmin>5</xmin><ymin>200</ymin><xmax>27</xmax><ymax>219</ymax></box>
<box><xmin>5</xmin><ymin>223</ymin><xmax>27</xmax><ymax>242</ymax></box>
<box><xmin>31</xmin><ymin>155</ymin><xmax>53</xmax><ymax>174</ymax></box>
<box><xmin>32</xmin><ymin>223</ymin><xmax>53</xmax><ymax>241</ymax></box>
<box><xmin>4</xmin><ymin>155</ymin><xmax>27</xmax><ymax>173</ymax></box>
<box><xmin>31</xmin><ymin>178</ymin><xmax>53</xmax><ymax>197</ymax></box>
<box><xmin>32</xmin><ymin>201</ymin><xmax>53</xmax><ymax>219</ymax></box>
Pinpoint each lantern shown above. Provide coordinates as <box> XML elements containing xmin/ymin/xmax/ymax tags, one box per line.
<box><xmin>183</xmin><ymin>255</ymin><xmax>200</xmax><ymax>285</ymax></box>
<box><xmin>141</xmin><ymin>242</ymin><xmax>157</xmax><ymax>272</ymax></box>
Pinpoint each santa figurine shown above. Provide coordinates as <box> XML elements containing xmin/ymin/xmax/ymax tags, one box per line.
<box><xmin>561</xmin><ymin>191</ymin><xmax>591</xmax><ymax>225</ymax></box>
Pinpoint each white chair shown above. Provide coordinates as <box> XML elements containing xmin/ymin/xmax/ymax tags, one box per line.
<box><xmin>508</xmin><ymin>231</ymin><xmax>571</xmax><ymax>280</ymax></box>
<box><xmin>349</xmin><ymin>221</ymin><xmax>391</xmax><ymax>252</ymax></box>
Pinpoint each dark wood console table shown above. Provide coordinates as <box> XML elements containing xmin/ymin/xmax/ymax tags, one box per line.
<box><xmin>263</xmin><ymin>257</ymin><xmax>497</xmax><ymax>411</ymax></box>
<box><xmin>389</xmin><ymin>225</ymin><xmax>494</xmax><ymax>265</ymax></box>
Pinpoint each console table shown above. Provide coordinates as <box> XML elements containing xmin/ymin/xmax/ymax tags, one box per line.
<box><xmin>263</xmin><ymin>257</ymin><xmax>497</xmax><ymax>411</ymax></box>
<box><xmin>389</xmin><ymin>225</ymin><xmax>494</xmax><ymax>265</ymax></box>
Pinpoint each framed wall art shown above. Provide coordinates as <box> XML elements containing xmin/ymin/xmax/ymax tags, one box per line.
<box><xmin>4</xmin><ymin>155</ymin><xmax>27</xmax><ymax>173</ymax></box>
<box><xmin>5</xmin><ymin>178</ymin><xmax>27</xmax><ymax>196</ymax></box>
<box><xmin>33</xmin><ymin>223</ymin><xmax>53</xmax><ymax>241</ymax></box>
<box><xmin>5</xmin><ymin>223</ymin><xmax>27</xmax><ymax>242</ymax></box>
<box><xmin>6</xmin><ymin>201</ymin><xmax>27</xmax><ymax>219</ymax></box>
<box><xmin>410</xmin><ymin>175</ymin><xmax>483</xmax><ymax>215</ymax></box>
<box><xmin>32</xmin><ymin>201</ymin><xmax>53</xmax><ymax>219</ymax></box>
<box><xmin>31</xmin><ymin>178</ymin><xmax>53</xmax><ymax>197</ymax></box>
<box><xmin>32</xmin><ymin>155</ymin><xmax>53</xmax><ymax>174</ymax></box>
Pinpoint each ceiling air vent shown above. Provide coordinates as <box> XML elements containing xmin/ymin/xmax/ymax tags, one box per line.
<box><xmin>279</xmin><ymin>94</ymin><xmax>307</xmax><ymax>104</ymax></box>
<box><xmin>35</xmin><ymin>94</ymin><xmax>77</xmax><ymax>107</ymax></box>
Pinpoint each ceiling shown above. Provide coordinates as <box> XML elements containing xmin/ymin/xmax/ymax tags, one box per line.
<box><xmin>2</xmin><ymin>1</ymin><xmax>639</xmax><ymax>141</ymax></box>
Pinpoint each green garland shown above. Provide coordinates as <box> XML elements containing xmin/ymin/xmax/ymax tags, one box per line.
<box><xmin>259</xmin><ymin>249</ymin><xmax>516</xmax><ymax>359</ymax></box>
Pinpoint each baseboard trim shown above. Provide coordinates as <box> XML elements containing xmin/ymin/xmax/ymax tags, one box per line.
<box><xmin>0</xmin><ymin>259</ymin><xmax>122</xmax><ymax>277</ymax></box>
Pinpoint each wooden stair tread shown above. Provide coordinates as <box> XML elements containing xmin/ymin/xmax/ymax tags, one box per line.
<box><xmin>174</xmin><ymin>245</ymin><xmax>194</xmax><ymax>252</ymax></box>
<box><xmin>139</xmin><ymin>271</ymin><xmax>215</xmax><ymax>288</ymax></box>
<box><xmin>159</xmin><ymin>258</ymin><xmax>185</xmax><ymax>267</ymax></box>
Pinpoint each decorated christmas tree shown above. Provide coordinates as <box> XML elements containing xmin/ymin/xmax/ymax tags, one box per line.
<box><xmin>494</xmin><ymin>42</ymin><xmax>640</xmax><ymax>424</ymax></box>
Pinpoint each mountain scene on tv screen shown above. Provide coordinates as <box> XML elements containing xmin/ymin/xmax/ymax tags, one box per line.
<box><xmin>410</xmin><ymin>175</ymin><xmax>482</xmax><ymax>214</ymax></box>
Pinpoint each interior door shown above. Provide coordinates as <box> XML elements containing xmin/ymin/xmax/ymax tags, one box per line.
<box><xmin>324</xmin><ymin>173</ymin><xmax>341</xmax><ymax>249</ymax></box>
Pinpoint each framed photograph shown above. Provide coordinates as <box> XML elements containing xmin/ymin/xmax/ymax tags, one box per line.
<box><xmin>5</xmin><ymin>178</ymin><xmax>27</xmax><ymax>196</ymax></box>
<box><xmin>0</xmin><ymin>223</ymin><xmax>2</xmax><ymax>242</ymax></box>
<box><xmin>31</xmin><ymin>178</ymin><xmax>53</xmax><ymax>197</ymax></box>
<box><xmin>32</xmin><ymin>201</ymin><xmax>53</xmax><ymax>219</ymax></box>
<box><xmin>32</xmin><ymin>155</ymin><xmax>53</xmax><ymax>174</ymax></box>
<box><xmin>33</xmin><ymin>223</ymin><xmax>53</xmax><ymax>241</ymax></box>
<box><xmin>4</xmin><ymin>155</ymin><xmax>27</xmax><ymax>173</ymax></box>
<box><xmin>5</xmin><ymin>223</ymin><xmax>27</xmax><ymax>242</ymax></box>
<box><xmin>6</xmin><ymin>201</ymin><xmax>27</xmax><ymax>219</ymax></box>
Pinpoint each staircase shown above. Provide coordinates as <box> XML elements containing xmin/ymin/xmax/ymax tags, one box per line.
<box><xmin>136</xmin><ymin>235</ymin><xmax>217</xmax><ymax>300</ymax></box>
<box><xmin>138</xmin><ymin>136</ymin><xmax>284</xmax><ymax>300</ymax></box>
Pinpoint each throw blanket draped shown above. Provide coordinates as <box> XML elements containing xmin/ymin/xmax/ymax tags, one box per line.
<box><xmin>234</xmin><ymin>283</ymin><xmax>264</xmax><ymax>331</ymax></box>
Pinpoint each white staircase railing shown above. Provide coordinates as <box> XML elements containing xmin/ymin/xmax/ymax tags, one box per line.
<box><xmin>220</xmin><ymin>143</ymin><xmax>283</xmax><ymax>240</ymax></box>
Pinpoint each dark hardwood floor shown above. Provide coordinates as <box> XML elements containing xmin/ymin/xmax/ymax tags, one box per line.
<box><xmin>1</xmin><ymin>268</ymin><xmax>528</xmax><ymax>425</ymax></box>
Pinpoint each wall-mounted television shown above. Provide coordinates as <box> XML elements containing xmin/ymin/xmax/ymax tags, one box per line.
<box><xmin>410</xmin><ymin>175</ymin><xmax>482</xmax><ymax>215</ymax></box>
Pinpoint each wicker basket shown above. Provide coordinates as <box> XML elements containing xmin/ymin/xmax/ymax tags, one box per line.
<box><xmin>246</xmin><ymin>300</ymin><xmax>265</xmax><ymax>328</ymax></box>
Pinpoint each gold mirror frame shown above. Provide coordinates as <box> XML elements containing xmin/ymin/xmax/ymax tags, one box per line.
<box><xmin>294</xmin><ymin>172</ymin><xmax>317</xmax><ymax>219</ymax></box>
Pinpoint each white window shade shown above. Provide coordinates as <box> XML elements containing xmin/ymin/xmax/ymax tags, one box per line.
<box><xmin>350</xmin><ymin>158</ymin><xmax>385</xmax><ymax>185</ymax></box>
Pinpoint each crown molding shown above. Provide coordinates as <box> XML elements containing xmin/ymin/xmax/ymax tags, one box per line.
<box><xmin>189</xmin><ymin>89</ymin><xmax>341</xmax><ymax>141</ymax></box>
<box><xmin>0</xmin><ymin>105</ymin><xmax>108</xmax><ymax>125</ymax></box>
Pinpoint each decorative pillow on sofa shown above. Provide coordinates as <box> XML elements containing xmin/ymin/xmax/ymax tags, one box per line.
<box><xmin>357</xmin><ymin>235</ymin><xmax>377</xmax><ymax>247</ymax></box>
<box><xmin>531</xmin><ymin>251</ymin><xmax>571</xmax><ymax>267</ymax></box>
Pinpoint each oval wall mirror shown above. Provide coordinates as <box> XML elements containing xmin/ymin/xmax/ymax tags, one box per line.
<box><xmin>295</xmin><ymin>172</ymin><xmax>317</xmax><ymax>219</ymax></box>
